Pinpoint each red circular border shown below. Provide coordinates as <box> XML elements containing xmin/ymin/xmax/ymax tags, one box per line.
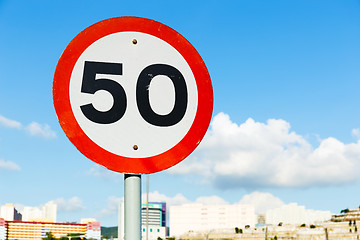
<box><xmin>53</xmin><ymin>17</ymin><xmax>213</xmax><ymax>174</ymax></box>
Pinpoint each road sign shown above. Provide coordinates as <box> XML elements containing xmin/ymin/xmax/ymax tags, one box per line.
<box><xmin>53</xmin><ymin>17</ymin><xmax>213</xmax><ymax>174</ymax></box>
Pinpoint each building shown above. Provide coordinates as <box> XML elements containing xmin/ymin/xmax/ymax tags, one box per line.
<box><xmin>142</xmin><ymin>202</ymin><xmax>166</xmax><ymax>227</ymax></box>
<box><xmin>169</xmin><ymin>203</ymin><xmax>256</xmax><ymax>237</ymax></box>
<box><xmin>141</xmin><ymin>202</ymin><xmax>167</xmax><ymax>240</ymax></box>
<box><xmin>42</xmin><ymin>201</ymin><xmax>57</xmax><ymax>222</ymax></box>
<box><xmin>22</xmin><ymin>201</ymin><xmax>57</xmax><ymax>222</ymax></box>
<box><xmin>0</xmin><ymin>218</ymin><xmax>6</xmax><ymax>240</ymax></box>
<box><xmin>0</xmin><ymin>204</ymin><xmax>22</xmax><ymax>221</ymax></box>
<box><xmin>118</xmin><ymin>200</ymin><xmax>167</xmax><ymax>240</ymax></box>
<box><xmin>22</xmin><ymin>207</ymin><xmax>42</xmax><ymax>222</ymax></box>
<box><xmin>265</xmin><ymin>203</ymin><xmax>332</xmax><ymax>225</ymax></box>
<box><xmin>331</xmin><ymin>207</ymin><xmax>360</xmax><ymax>222</ymax></box>
<box><xmin>4</xmin><ymin>220</ymin><xmax>100</xmax><ymax>240</ymax></box>
<box><xmin>85</xmin><ymin>221</ymin><xmax>101</xmax><ymax>240</ymax></box>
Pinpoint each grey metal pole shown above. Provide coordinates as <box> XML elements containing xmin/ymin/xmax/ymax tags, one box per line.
<box><xmin>146</xmin><ymin>174</ymin><xmax>149</xmax><ymax>240</ymax></box>
<box><xmin>124</xmin><ymin>174</ymin><xmax>142</xmax><ymax>240</ymax></box>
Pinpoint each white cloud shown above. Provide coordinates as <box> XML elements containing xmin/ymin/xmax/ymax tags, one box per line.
<box><xmin>54</xmin><ymin>197</ymin><xmax>85</xmax><ymax>211</ymax></box>
<box><xmin>98</xmin><ymin>191</ymin><xmax>190</xmax><ymax>218</ymax></box>
<box><xmin>352</xmin><ymin>128</ymin><xmax>360</xmax><ymax>139</ymax></box>
<box><xmin>98</xmin><ymin>196</ymin><xmax>123</xmax><ymax>217</ymax></box>
<box><xmin>0</xmin><ymin>114</ymin><xmax>56</xmax><ymax>139</ymax></box>
<box><xmin>195</xmin><ymin>195</ymin><xmax>229</xmax><ymax>205</ymax></box>
<box><xmin>0</xmin><ymin>159</ymin><xmax>21</xmax><ymax>171</ymax></box>
<box><xmin>142</xmin><ymin>191</ymin><xmax>190</xmax><ymax>206</ymax></box>
<box><xmin>87</xmin><ymin>165</ymin><xmax>122</xmax><ymax>182</ymax></box>
<box><xmin>238</xmin><ymin>192</ymin><xmax>284</xmax><ymax>214</ymax></box>
<box><xmin>169</xmin><ymin>112</ymin><xmax>360</xmax><ymax>188</ymax></box>
<box><xmin>25</xmin><ymin>122</ymin><xmax>56</xmax><ymax>139</ymax></box>
<box><xmin>98</xmin><ymin>191</ymin><xmax>287</xmax><ymax>221</ymax></box>
<box><xmin>0</xmin><ymin>115</ymin><xmax>22</xmax><ymax>129</ymax></box>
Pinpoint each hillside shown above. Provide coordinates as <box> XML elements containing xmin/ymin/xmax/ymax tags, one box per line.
<box><xmin>101</xmin><ymin>226</ymin><xmax>118</xmax><ymax>239</ymax></box>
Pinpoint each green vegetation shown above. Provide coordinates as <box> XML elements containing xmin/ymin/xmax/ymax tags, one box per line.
<box><xmin>101</xmin><ymin>226</ymin><xmax>118</xmax><ymax>239</ymax></box>
<box><xmin>300</xmin><ymin>223</ymin><xmax>306</xmax><ymax>227</ymax></box>
<box><xmin>43</xmin><ymin>232</ymin><xmax>56</xmax><ymax>240</ymax></box>
<box><xmin>310</xmin><ymin>225</ymin><xmax>316</xmax><ymax>229</ymax></box>
<box><xmin>234</xmin><ymin>227</ymin><xmax>243</xmax><ymax>234</ymax></box>
<box><xmin>341</xmin><ymin>208</ymin><xmax>350</xmax><ymax>214</ymax></box>
<box><xmin>42</xmin><ymin>232</ymin><xmax>86</xmax><ymax>240</ymax></box>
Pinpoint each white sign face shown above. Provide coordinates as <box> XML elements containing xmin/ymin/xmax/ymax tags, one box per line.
<box><xmin>69</xmin><ymin>32</ymin><xmax>198</xmax><ymax>158</ymax></box>
<box><xmin>53</xmin><ymin>17</ymin><xmax>213</xmax><ymax>174</ymax></box>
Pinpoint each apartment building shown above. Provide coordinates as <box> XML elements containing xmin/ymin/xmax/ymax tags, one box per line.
<box><xmin>142</xmin><ymin>202</ymin><xmax>167</xmax><ymax>240</ymax></box>
<box><xmin>3</xmin><ymin>220</ymin><xmax>100</xmax><ymax>240</ymax></box>
<box><xmin>169</xmin><ymin>203</ymin><xmax>256</xmax><ymax>237</ymax></box>
<box><xmin>118</xmin><ymin>200</ymin><xmax>167</xmax><ymax>240</ymax></box>
<box><xmin>22</xmin><ymin>201</ymin><xmax>57</xmax><ymax>222</ymax></box>
<box><xmin>266</xmin><ymin>203</ymin><xmax>332</xmax><ymax>225</ymax></box>
<box><xmin>0</xmin><ymin>204</ymin><xmax>22</xmax><ymax>221</ymax></box>
<box><xmin>0</xmin><ymin>218</ymin><xmax>6</xmax><ymax>240</ymax></box>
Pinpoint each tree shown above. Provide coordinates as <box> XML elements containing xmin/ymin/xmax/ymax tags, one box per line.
<box><xmin>66</xmin><ymin>233</ymin><xmax>86</xmax><ymax>240</ymax></box>
<box><xmin>235</xmin><ymin>227</ymin><xmax>239</xmax><ymax>233</ymax></box>
<box><xmin>341</xmin><ymin>208</ymin><xmax>350</xmax><ymax>214</ymax></box>
<box><xmin>278</xmin><ymin>222</ymin><xmax>283</xmax><ymax>227</ymax></box>
<box><xmin>245</xmin><ymin>225</ymin><xmax>250</xmax><ymax>229</ymax></box>
<box><xmin>300</xmin><ymin>223</ymin><xmax>306</xmax><ymax>227</ymax></box>
<box><xmin>43</xmin><ymin>232</ymin><xmax>57</xmax><ymax>240</ymax></box>
<box><xmin>310</xmin><ymin>225</ymin><xmax>316</xmax><ymax>229</ymax></box>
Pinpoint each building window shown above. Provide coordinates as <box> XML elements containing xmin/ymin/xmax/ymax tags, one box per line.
<box><xmin>150</xmin><ymin>228</ymin><xmax>153</xmax><ymax>232</ymax></box>
<box><xmin>157</xmin><ymin>229</ymin><xmax>160</xmax><ymax>232</ymax></box>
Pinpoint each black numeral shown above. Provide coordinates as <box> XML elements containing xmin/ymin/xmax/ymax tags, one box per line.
<box><xmin>136</xmin><ymin>64</ymin><xmax>187</xmax><ymax>126</ymax></box>
<box><xmin>80</xmin><ymin>61</ymin><xmax>188</xmax><ymax>127</ymax></box>
<box><xmin>80</xmin><ymin>61</ymin><xmax>126</xmax><ymax>124</ymax></box>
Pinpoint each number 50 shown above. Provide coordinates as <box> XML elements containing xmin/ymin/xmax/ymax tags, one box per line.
<box><xmin>80</xmin><ymin>61</ymin><xmax>188</xmax><ymax>127</ymax></box>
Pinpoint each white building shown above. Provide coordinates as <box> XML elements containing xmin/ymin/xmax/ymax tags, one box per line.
<box><xmin>169</xmin><ymin>203</ymin><xmax>256</xmax><ymax>237</ymax></box>
<box><xmin>0</xmin><ymin>203</ymin><xmax>21</xmax><ymax>221</ymax></box>
<box><xmin>22</xmin><ymin>201</ymin><xmax>57</xmax><ymax>222</ymax></box>
<box><xmin>22</xmin><ymin>206</ymin><xmax>42</xmax><ymax>221</ymax></box>
<box><xmin>42</xmin><ymin>201</ymin><xmax>57</xmax><ymax>222</ymax></box>
<box><xmin>266</xmin><ymin>203</ymin><xmax>332</xmax><ymax>225</ymax></box>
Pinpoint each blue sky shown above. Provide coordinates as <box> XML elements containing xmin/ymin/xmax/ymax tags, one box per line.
<box><xmin>1</xmin><ymin>0</ymin><xmax>360</xmax><ymax>227</ymax></box>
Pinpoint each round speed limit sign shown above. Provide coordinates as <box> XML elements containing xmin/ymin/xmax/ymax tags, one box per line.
<box><xmin>53</xmin><ymin>17</ymin><xmax>213</xmax><ymax>174</ymax></box>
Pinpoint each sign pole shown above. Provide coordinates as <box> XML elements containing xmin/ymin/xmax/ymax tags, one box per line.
<box><xmin>124</xmin><ymin>174</ymin><xmax>142</xmax><ymax>240</ymax></box>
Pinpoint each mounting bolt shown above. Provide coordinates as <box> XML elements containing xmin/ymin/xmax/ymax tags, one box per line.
<box><xmin>133</xmin><ymin>145</ymin><xmax>138</xmax><ymax>150</ymax></box>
